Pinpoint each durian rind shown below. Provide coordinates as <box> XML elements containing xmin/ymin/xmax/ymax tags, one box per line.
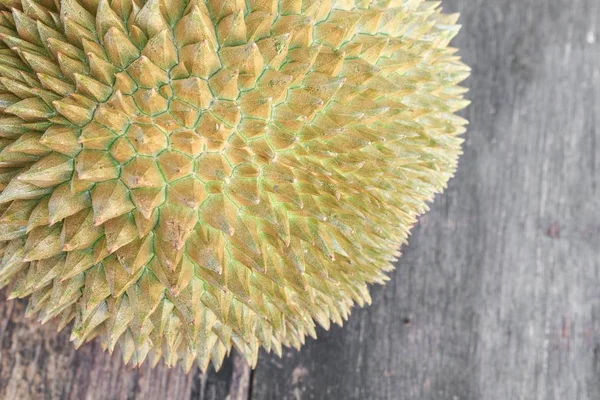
<box><xmin>0</xmin><ymin>0</ymin><xmax>469</xmax><ymax>370</ymax></box>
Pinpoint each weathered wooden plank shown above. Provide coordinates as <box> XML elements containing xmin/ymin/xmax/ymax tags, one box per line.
<box><xmin>250</xmin><ymin>0</ymin><xmax>600</xmax><ymax>399</ymax></box>
<box><xmin>0</xmin><ymin>295</ymin><xmax>250</xmax><ymax>399</ymax></box>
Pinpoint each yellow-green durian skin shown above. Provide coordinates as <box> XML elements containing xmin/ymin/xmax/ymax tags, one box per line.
<box><xmin>0</xmin><ymin>0</ymin><xmax>469</xmax><ymax>370</ymax></box>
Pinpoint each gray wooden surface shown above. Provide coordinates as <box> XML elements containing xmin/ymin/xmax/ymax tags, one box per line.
<box><xmin>1</xmin><ymin>0</ymin><xmax>599</xmax><ymax>399</ymax></box>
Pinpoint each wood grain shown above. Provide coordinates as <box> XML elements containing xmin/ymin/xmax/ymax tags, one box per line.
<box><xmin>251</xmin><ymin>0</ymin><xmax>600</xmax><ymax>399</ymax></box>
<box><xmin>1</xmin><ymin>0</ymin><xmax>599</xmax><ymax>399</ymax></box>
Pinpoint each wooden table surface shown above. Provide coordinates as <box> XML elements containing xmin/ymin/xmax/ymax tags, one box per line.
<box><xmin>1</xmin><ymin>0</ymin><xmax>599</xmax><ymax>399</ymax></box>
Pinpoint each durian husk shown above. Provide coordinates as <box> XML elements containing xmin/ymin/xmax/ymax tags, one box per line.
<box><xmin>0</xmin><ymin>0</ymin><xmax>470</xmax><ymax>371</ymax></box>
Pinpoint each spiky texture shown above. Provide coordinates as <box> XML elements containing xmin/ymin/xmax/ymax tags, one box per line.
<box><xmin>0</xmin><ymin>0</ymin><xmax>469</xmax><ymax>370</ymax></box>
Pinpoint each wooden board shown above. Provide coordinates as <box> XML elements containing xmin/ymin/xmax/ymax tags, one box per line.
<box><xmin>1</xmin><ymin>0</ymin><xmax>599</xmax><ymax>399</ymax></box>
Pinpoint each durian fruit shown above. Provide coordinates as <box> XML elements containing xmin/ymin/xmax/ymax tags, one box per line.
<box><xmin>0</xmin><ymin>0</ymin><xmax>469</xmax><ymax>371</ymax></box>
